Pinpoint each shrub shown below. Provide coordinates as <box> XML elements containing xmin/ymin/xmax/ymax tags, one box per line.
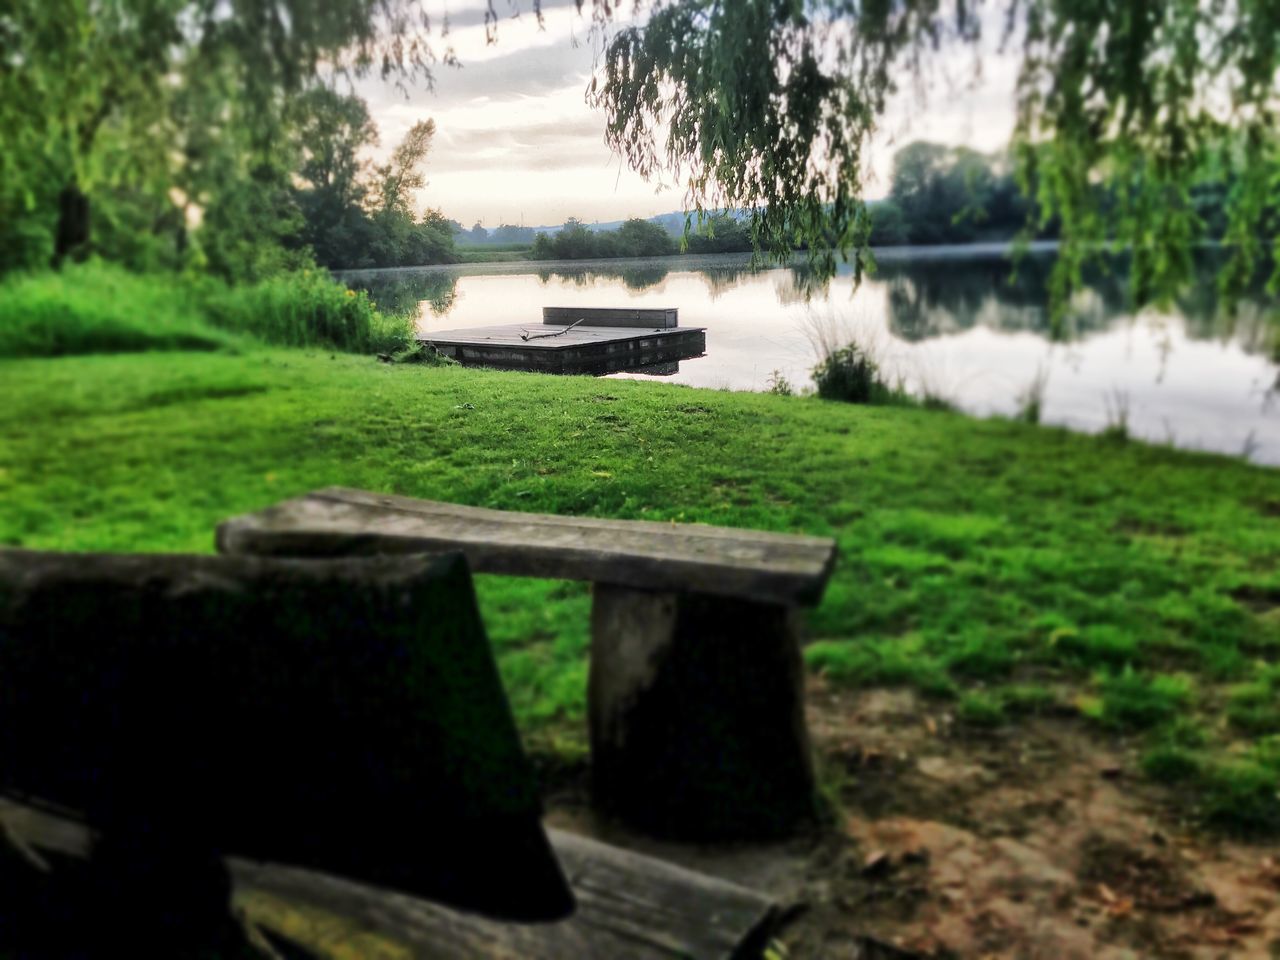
<box><xmin>812</xmin><ymin>343</ymin><xmax>881</xmax><ymax>403</ymax></box>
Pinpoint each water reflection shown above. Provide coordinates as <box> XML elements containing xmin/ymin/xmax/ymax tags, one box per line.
<box><xmin>342</xmin><ymin>249</ymin><xmax>1279</xmax><ymax>464</ymax></box>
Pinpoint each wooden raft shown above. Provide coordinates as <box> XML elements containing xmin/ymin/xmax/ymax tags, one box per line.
<box><xmin>422</xmin><ymin>324</ymin><xmax>704</xmax><ymax>375</ymax></box>
<box><xmin>0</xmin><ymin>799</ymin><xmax>779</xmax><ymax>960</ymax></box>
<box><xmin>218</xmin><ymin>489</ymin><xmax>838</xmax><ymax>841</ymax></box>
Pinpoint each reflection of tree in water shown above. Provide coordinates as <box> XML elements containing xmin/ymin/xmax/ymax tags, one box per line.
<box><xmin>688</xmin><ymin>266</ymin><xmax>756</xmax><ymax>300</ymax></box>
<box><xmin>344</xmin><ymin>271</ymin><xmax>459</xmax><ymax>317</ymax></box>
<box><xmin>773</xmin><ymin>267</ymin><xmax>833</xmax><ymax>305</ymax></box>
<box><xmin>881</xmin><ymin>250</ymin><xmax>1279</xmax><ymax>357</ymax></box>
<box><xmin>534</xmin><ymin>264</ymin><xmax>672</xmax><ymax>292</ymax></box>
<box><xmin>535</xmin><ymin>259</ymin><xmax>777</xmax><ymax>300</ymax></box>
<box><xmin>1173</xmin><ymin>249</ymin><xmax>1278</xmax><ymax>356</ymax></box>
<box><xmin>880</xmin><ymin>254</ymin><xmax>1130</xmax><ymax>342</ymax></box>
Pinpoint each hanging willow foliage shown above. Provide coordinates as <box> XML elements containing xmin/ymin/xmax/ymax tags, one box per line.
<box><xmin>582</xmin><ymin>0</ymin><xmax>1280</xmax><ymax>317</ymax></box>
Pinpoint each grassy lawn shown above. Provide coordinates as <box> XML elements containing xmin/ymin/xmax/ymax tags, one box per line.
<box><xmin>452</xmin><ymin>245</ymin><xmax>533</xmax><ymax>264</ymax></box>
<box><xmin>2</xmin><ymin>348</ymin><xmax>1278</xmax><ymax>832</ymax></box>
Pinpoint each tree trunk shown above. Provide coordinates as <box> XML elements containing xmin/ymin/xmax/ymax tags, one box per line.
<box><xmin>54</xmin><ymin>182</ymin><xmax>91</xmax><ymax>263</ymax></box>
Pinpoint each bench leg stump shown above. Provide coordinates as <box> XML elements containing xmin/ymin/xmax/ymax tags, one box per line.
<box><xmin>588</xmin><ymin>585</ymin><xmax>816</xmax><ymax>841</ymax></box>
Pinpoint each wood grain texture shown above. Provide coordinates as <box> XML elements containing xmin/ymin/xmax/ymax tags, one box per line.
<box><xmin>0</xmin><ymin>801</ymin><xmax>779</xmax><ymax>960</ymax></box>
<box><xmin>217</xmin><ymin>488</ymin><xmax>837</xmax><ymax>607</ymax></box>
<box><xmin>543</xmin><ymin>306</ymin><xmax>679</xmax><ymax>328</ymax></box>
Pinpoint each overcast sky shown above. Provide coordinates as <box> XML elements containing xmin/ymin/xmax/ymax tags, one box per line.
<box><xmin>356</xmin><ymin>1</ymin><xmax>1019</xmax><ymax>228</ymax></box>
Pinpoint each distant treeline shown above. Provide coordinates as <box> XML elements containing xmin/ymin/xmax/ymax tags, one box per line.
<box><xmin>868</xmin><ymin>142</ymin><xmax>1047</xmax><ymax>246</ymax></box>
<box><xmin>516</xmin><ymin>139</ymin><xmax>1252</xmax><ymax>260</ymax></box>
<box><xmin>526</xmin><ymin>214</ymin><xmax>755</xmax><ymax>261</ymax></box>
<box><xmin>520</xmin><ymin>143</ymin><xmax>1047</xmax><ymax>262</ymax></box>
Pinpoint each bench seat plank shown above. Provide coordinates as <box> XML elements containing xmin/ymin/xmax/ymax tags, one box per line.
<box><xmin>0</xmin><ymin>800</ymin><xmax>779</xmax><ymax>960</ymax></box>
<box><xmin>217</xmin><ymin>487</ymin><xmax>837</xmax><ymax>607</ymax></box>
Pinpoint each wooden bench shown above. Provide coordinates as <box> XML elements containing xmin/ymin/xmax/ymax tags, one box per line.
<box><xmin>0</xmin><ymin>548</ymin><xmax>781</xmax><ymax>958</ymax></box>
<box><xmin>217</xmin><ymin>488</ymin><xmax>838</xmax><ymax>840</ymax></box>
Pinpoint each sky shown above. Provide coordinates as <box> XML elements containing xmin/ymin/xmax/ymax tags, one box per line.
<box><xmin>356</xmin><ymin>1</ymin><xmax>1020</xmax><ymax>229</ymax></box>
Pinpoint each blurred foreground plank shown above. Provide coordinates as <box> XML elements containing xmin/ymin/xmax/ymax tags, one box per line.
<box><xmin>0</xmin><ymin>800</ymin><xmax>780</xmax><ymax>960</ymax></box>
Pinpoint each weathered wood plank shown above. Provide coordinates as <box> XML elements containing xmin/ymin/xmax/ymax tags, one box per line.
<box><xmin>217</xmin><ymin>488</ymin><xmax>837</xmax><ymax>607</ymax></box>
<box><xmin>0</xmin><ymin>801</ymin><xmax>780</xmax><ymax>960</ymax></box>
<box><xmin>543</xmin><ymin>306</ymin><xmax>678</xmax><ymax>328</ymax></box>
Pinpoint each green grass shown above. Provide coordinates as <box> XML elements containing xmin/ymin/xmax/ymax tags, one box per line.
<box><xmin>2</xmin><ymin>349</ymin><xmax>1279</xmax><ymax>832</ymax></box>
<box><xmin>0</xmin><ymin>262</ymin><xmax>234</xmax><ymax>357</ymax></box>
<box><xmin>453</xmin><ymin>245</ymin><xmax>532</xmax><ymax>264</ymax></box>
<box><xmin>0</xmin><ymin>263</ymin><xmax>414</xmax><ymax>358</ymax></box>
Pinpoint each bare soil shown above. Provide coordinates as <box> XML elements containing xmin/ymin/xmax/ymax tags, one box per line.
<box><xmin>547</xmin><ymin>679</ymin><xmax>1280</xmax><ymax>959</ymax></box>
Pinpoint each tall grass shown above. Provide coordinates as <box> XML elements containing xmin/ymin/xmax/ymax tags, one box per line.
<box><xmin>1016</xmin><ymin>364</ymin><xmax>1050</xmax><ymax>424</ymax></box>
<box><xmin>200</xmin><ymin>270</ymin><xmax>413</xmax><ymax>354</ymax></box>
<box><xmin>0</xmin><ymin>262</ymin><xmax>233</xmax><ymax>357</ymax></box>
<box><xmin>803</xmin><ymin>304</ymin><xmax>945</xmax><ymax>408</ymax></box>
<box><xmin>1101</xmin><ymin>386</ymin><xmax>1132</xmax><ymax>441</ymax></box>
<box><xmin>0</xmin><ymin>262</ymin><xmax>415</xmax><ymax>359</ymax></box>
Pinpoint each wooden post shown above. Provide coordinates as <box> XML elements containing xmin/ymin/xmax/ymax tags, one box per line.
<box><xmin>588</xmin><ymin>585</ymin><xmax>816</xmax><ymax>841</ymax></box>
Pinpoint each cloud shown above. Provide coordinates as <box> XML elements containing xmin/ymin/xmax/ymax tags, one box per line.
<box><xmin>356</xmin><ymin>4</ymin><xmax>1021</xmax><ymax>220</ymax></box>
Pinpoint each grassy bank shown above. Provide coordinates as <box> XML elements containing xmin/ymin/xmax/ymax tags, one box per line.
<box><xmin>0</xmin><ymin>263</ymin><xmax>414</xmax><ymax>358</ymax></box>
<box><xmin>2</xmin><ymin>350</ymin><xmax>1278</xmax><ymax>832</ymax></box>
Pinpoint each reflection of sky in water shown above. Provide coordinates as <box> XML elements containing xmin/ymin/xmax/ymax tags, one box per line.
<box><xmin>349</xmin><ymin>252</ymin><xmax>1279</xmax><ymax>465</ymax></box>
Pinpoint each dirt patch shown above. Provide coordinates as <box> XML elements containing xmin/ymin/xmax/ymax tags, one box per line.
<box><xmin>546</xmin><ymin>680</ymin><xmax>1280</xmax><ymax>958</ymax></box>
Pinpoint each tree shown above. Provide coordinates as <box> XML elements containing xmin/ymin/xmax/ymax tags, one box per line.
<box><xmin>372</xmin><ymin>120</ymin><xmax>436</xmax><ymax>219</ymax></box>
<box><xmin>0</xmin><ymin>0</ymin><xmax>441</xmax><ymax>274</ymax></box>
<box><xmin>884</xmin><ymin>142</ymin><xmax>1033</xmax><ymax>246</ymax></box>
<box><xmin>582</xmin><ymin>0</ymin><xmax>1280</xmax><ymax>314</ymax></box>
<box><xmin>290</xmin><ymin>88</ymin><xmax>379</xmax><ymax>269</ymax></box>
<box><xmin>616</xmin><ymin>218</ymin><xmax>676</xmax><ymax>257</ymax></box>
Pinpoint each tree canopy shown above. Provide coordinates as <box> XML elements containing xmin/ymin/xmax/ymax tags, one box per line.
<box><xmin>0</xmin><ymin>0</ymin><xmax>446</xmax><ymax>275</ymax></box>
<box><xmin>582</xmin><ymin>0</ymin><xmax>1280</xmax><ymax>313</ymax></box>
<box><xmin>4</xmin><ymin>0</ymin><xmax>1276</xmax><ymax>315</ymax></box>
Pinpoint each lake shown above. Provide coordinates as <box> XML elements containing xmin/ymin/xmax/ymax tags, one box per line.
<box><xmin>341</xmin><ymin>246</ymin><xmax>1280</xmax><ymax>465</ymax></box>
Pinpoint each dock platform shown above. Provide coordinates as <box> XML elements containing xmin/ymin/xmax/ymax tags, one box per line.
<box><xmin>421</xmin><ymin>306</ymin><xmax>705</xmax><ymax>375</ymax></box>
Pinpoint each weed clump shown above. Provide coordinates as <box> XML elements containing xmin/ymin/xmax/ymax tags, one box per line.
<box><xmin>765</xmin><ymin>369</ymin><xmax>794</xmax><ymax>396</ymax></box>
<box><xmin>811</xmin><ymin>342</ymin><xmax>914</xmax><ymax>405</ymax></box>
<box><xmin>1086</xmin><ymin>669</ymin><xmax>1193</xmax><ymax>731</ymax></box>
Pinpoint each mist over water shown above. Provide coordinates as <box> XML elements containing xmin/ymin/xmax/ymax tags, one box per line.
<box><xmin>344</xmin><ymin>248</ymin><xmax>1280</xmax><ymax>465</ymax></box>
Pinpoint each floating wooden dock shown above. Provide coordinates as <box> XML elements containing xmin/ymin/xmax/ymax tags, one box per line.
<box><xmin>422</xmin><ymin>306</ymin><xmax>705</xmax><ymax>375</ymax></box>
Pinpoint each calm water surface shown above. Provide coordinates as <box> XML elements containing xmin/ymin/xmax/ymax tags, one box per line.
<box><xmin>343</xmin><ymin>247</ymin><xmax>1280</xmax><ymax>465</ymax></box>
